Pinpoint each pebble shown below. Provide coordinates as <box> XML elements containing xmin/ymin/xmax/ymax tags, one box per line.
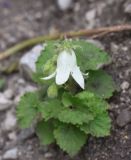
<box><xmin>8</xmin><ymin>132</ymin><xmax>17</xmax><ymax>141</ymax></box>
<box><xmin>57</xmin><ymin>0</ymin><xmax>72</xmax><ymax>10</ymax></box>
<box><xmin>85</xmin><ymin>9</ymin><xmax>96</xmax><ymax>22</ymax></box>
<box><xmin>2</xmin><ymin>112</ymin><xmax>17</xmax><ymax>131</ymax></box>
<box><xmin>3</xmin><ymin>148</ymin><xmax>18</xmax><ymax>159</ymax></box>
<box><xmin>20</xmin><ymin>44</ymin><xmax>43</xmax><ymax>79</ymax></box>
<box><xmin>85</xmin><ymin>9</ymin><xmax>96</xmax><ymax>28</ymax></box>
<box><xmin>18</xmin><ymin>128</ymin><xmax>35</xmax><ymax>141</ymax></box>
<box><xmin>124</xmin><ymin>2</ymin><xmax>131</xmax><ymax>14</ymax></box>
<box><xmin>120</xmin><ymin>81</ymin><xmax>130</xmax><ymax>90</ymax></box>
<box><xmin>0</xmin><ymin>93</ymin><xmax>13</xmax><ymax>111</ymax></box>
<box><xmin>116</xmin><ymin>109</ymin><xmax>131</xmax><ymax>127</ymax></box>
<box><xmin>44</xmin><ymin>152</ymin><xmax>53</xmax><ymax>158</ymax></box>
<box><xmin>110</xmin><ymin>43</ymin><xmax>119</xmax><ymax>54</ymax></box>
<box><xmin>4</xmin><ymin>89</ymin><xmax>14</xmax><ymax>99</ymax></box>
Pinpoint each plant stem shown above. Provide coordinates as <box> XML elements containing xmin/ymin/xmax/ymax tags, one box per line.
<box><xmin>0</xmin><ymin>24</ymin><xmax>131</xmax><ymax>60</ymax></box>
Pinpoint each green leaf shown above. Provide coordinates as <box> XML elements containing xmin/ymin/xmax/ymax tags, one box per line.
<box><xmin>58</xmin><ymin>109</ymin><xmax>93</xmax><ymax>125</ymax></box>
<box><xmin>17</xmin><ymin>92</ymin><xmax>40</xmax><ymax>128</ymax></box>
<box><xmin>0</xmin><ymin>78</ymin><xmax>5</xmax><ymax>90</ymax></box>
<box><xmin>40</xmin><ymin>99</ymin><xmax>62</xmax><ymax>120</ymax></box>
<box><xmin>75</xmin><ymin>91</ymin><xmax>108</xmax><ymax>116</ymax></box>
<box><xmin>62</xmin><ymin>92</ymin><xmax>73</xmax><ymax>107</ymax></box>
<box><xmin>80</xmin><ymin>112</ymin><xmax>111</xmax><ymax>137</ymax></box>
<box><xmin>86</xmin><ymin>70</ymin><xmax>116</xmax><ymax>99</ymax></box>
<box><xmin>36</xmin><ymin>120</ymin><xmax>55</xmax><ymax>145</ymax></box>
<box><xmin>54</xmin><ymin>124</ymin><xmax>87</xmax><ymax>156</ymax></box>
<box><xmin>70</xmin><ymin>40</ymin><xmax>111</xmax><ymax>71</ymax></box>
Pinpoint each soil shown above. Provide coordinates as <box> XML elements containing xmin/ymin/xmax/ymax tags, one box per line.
<box><xmin>0</xmin><ymin>0</ymin><xmax>131</xmax><ymax>160</ymax></box>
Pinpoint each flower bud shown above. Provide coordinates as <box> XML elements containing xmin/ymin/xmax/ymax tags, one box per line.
<box><xmin>47</xmin><ymin>83</ymin><xmax>58</xmax><ymax>98</ymax></box>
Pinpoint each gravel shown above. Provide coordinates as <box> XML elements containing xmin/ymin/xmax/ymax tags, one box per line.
<box><xmin>120</xmin><ymin>81</ymin><xmax>130</xmax><ymax>90</ymax></box>
<box><xmin>2</xmin><ymin>111</ymin><xmax>17</xmax><ymax>131</ymax></box>
<box><xmin>20</xmin><ymin>44</ymin><xmax>43</xmax><ymax>80</ymax></box>
<box><xmin>124</xmin><ymin>1</ymin><xmax>131</xmax><ymax>14</ymax></box>
<box><xmin>116</xmin><ymin>109</ymin><xmax>131</xmax><ymax>127</ymax></box>
<box><xmin>3</xmin><ymin>148</ymin><xmax>18</xmax><ymax>160</ymax></box>
<box><xmin>57</xmin><ymin>0</ymin><xmax>73</xmax><ymax>10</ymax></box>
<box><xmin>0</xmin><ymin>93</ymin><xmax>13</xmax><ymax>111</ymax></box>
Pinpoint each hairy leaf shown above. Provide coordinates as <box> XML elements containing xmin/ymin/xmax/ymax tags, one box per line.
<box><xmin>36</xmin><ymin>120</ymin><xmax>55</xmax><ymax>145</ymax></box>
<box><xmin>80</xmin><ymin>112</ymin><xmax>111</xmax><ymax>137</ymax></box>
<box><xmin>58</xmin><ymin>109</ymin><xmax>93</xmax><ymax>125</ymax></box>
<box><xmin>62</xmin><ymin>92</ymin><xmax>73</xmax><ymax>107</ymax></box>
<box><xmin>17</xmin><ymin>92</ymin><xmax>40</xmax><ymax>128</ymax></box>
<box><xmin>39</xmin><ymin>99</ymin><xmax>62</xmax><ymax>120</ymax></box>
<box><xmin>75</xmin><ymin>91</ymin><xmax>108</xmax><ymax>116</ymax></box>
<box><xmin>70</xmin><ymin>40</ymin><xmax>111</xmax><ymax>71</ymax></box>
<box><xmin>54</xmin><ymin>124</ymin><xmax>87</xmax><ymax>156</ymax></box>
<box><xmin>86</xmin><ymin>70</ymin><xmax>116</xmax><ymax>99</ymax></box>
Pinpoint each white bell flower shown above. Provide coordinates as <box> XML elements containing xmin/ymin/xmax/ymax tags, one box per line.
<box><xmin>41</xmin><ymin>49</ymin><xmax>86</xmax><ymax>89</ymax></box>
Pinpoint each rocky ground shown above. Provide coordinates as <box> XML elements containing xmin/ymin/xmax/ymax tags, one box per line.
<box><xmin>0</xmin><ymin>0</ymin><xmax>131</xmax><ymax>160</ymax></box>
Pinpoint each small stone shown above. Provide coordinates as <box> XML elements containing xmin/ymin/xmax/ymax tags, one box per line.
<box><xmin>120</xmin><ymin>81</ymin><xmax>130</xmax><ymax>90</ymax></box>
<box><xmin>85</xmin><ymin>9</ymin><xmax>96</xmax><ymax>22</ymax></box>
<box><xmin>4</xmin><ymin>89</ymin><xmax>14</xmax><ymax>99</ymax></box>
<box><xmin>57</xmin><ymin>0</ymin><xmax>72</xmax><ymax>10</ymax></box>
<box><xmin>116</xmin><ymin>109</ymin><xmax>131</xmax><ymax>127</ymax></box>
<box><xmin>2</xmin><ymin>112</ymin><xmax>17</xmax><ymax>131</ymax></box>
<box><xmin>20</xmin><ymin>44</ymin><xmax>43</xmax><ymax>79</ymax></box>
<box><xmin>8</xmin><ymin>132</ymin><xmax>17</xmax><ymax>141</ymax></box>
<box><xmin>3</xmin><ymin>148</ymin><xmax>18</xmax><ymax>159</ymax></box>
<box><xmin>124</xmin><ymin>2</ymin><xmax>131</xmax><ymax>14</ymax></box>
<box><xmin>85</xmin><ymin>9</ymin><xmax>96</xmax><ymax>28</ymax></box>
<box><xmin>18</xmin><ymin>128</ymin><xmax>35</xmax><ymax>141</ymax></box>
<box><xmin>110</xmin><ymin>43</ymin><xmax>119</xmax><ymax>54</ymax></box>
<box><xmin>44</xmin><ymin>152</ymin><xmax>53</xmax><ymax>158</ymax></box>
<box><xmin>0</xmin><ymin>93</ymin><xmax>13</xmax><ymax>111</ymax></box>
<box><xmin>35</xmin><ymin>12</ymin><xmax>42</xmax><ymax>20</ymax></box>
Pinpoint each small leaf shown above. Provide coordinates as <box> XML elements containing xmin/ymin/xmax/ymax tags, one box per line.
<box><xmin>40</xmin><ymin>99</ymin><xmax>62</xmax><ymax>120</ymax></box>
<box><xmin>36</xmin><ymin>120</ymin><xmax>55</xmax><ymax>145</ymax></box>
<box><xmin>17</xmin><ymin>92</ymin><xmax>40</xmax><ymax>128</ymax></box>
<box><xmin>70</xmin><ymin>40</ymin><xmax>111</xmax><ymax>71</ymax></box>
<box><xmin>86</xmin><ymin>70</ymin><xmax>116</xmax><ymax>99</ymax></box>
<box><xmin>58</xmin><ymin>109</ymin><xmax>93</xmax><ymax>125</ymax></box>
<box><xmin>54</xmin><ymin>124</ymin><xmax>87</xmax><ymax>156</ymax></box>
<box><xmin>80</xmin><ymin>112</ymin><xmax>111</xmax><ymax>137</ymax></box>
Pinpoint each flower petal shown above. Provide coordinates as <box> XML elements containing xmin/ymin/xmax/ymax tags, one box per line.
<box><xmin>41</xmin><ymin>71</ymin><xmax>56</xmax><ymax>80</ymax></box>
<box><xmin>71</xmin><ymin>66</ymin><xmax>85</xmax><ymax>89</ymax></box>
<box><xmin>70</xmin><ymin>49</ymin><xmax>77</xmax><ymax>67</ymax></box>
<box><xmin>82</xmin><ymin>72</ymin><xmax>89</xmax><ymax>76</ymax></box>
<box><xmin>56</xmin><ymin>66</ymin><xmax>70</xmax><ymax>85</ymax></box>
<box><xmin>56</xmin><ymin>50</ymin><xmax>74</xmax><ymax>85</ymax></box>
